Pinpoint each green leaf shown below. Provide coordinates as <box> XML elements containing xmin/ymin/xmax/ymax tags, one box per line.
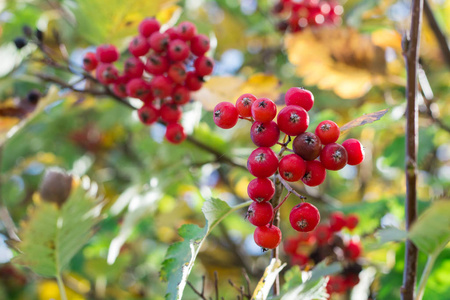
<box><xmin>408</xmin><ymin>200</ymin><xmax>450</xmax><ymax>255</ymax></box>
<box><xmin>13</xmin><ymin>177</ymin><xmax>103</xmax><ymax>277</ymax></box>
<box><xmin>376</xmin><ymin>227</ymin><xmax>407</xmax><ymax>245</ymax></box>
<box><xmin>160</xmin><ymin>198</ymin><xmax>251</xmax><ymax>300</ymax></box>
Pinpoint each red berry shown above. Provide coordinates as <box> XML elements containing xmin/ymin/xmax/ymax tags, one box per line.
<box><xmin>247</xmin><ymin>202</ymin><xmax>274</xmax><ymax>226</ymax></box>
<box><xmin>277</xmin><ymin>105</ymin><xmax>309</xmax><ymax>136</ymax></box>
<box><xmin>168</xmin><ymin>62</ymin><xmax>187</xmax><ymax>84</ymax></box>
<box><xmin>293</xmin><ymin>132</ymin><xmax>322</xmax><ymax>161</ymax></box>
<box><xmin>82</xmin><ymin>52</ymin><xmax>98</xmax><ymax>71</ymax></box>
<box><xmin>345</xmin><ymin>240</ymin><xmax>362</xmax><ymax>260</ymax></box>
<box><xmin>128</xmin><ymin>35</ymin><xmax>150</xmax><ymax>57</ymax></box>
<box><xmin>342</xmin><ymin>139</ymin><xmax>365</xmax><ymax>165</ymax></box>
<box><xmin>320</xmin><ymin>143</ymin><xmax>348</xmax><ymax>170</ymax></box>
<box><xmin>284</xmin><ymin>237</ymin><xmax>300</xmax><ymax>255</ymax></box>
<box><xmin>344</xmin><ymin>274</ymin><xmax>360</xmax><ymax>288</ymax></box>
<box><xmin>329</xmin><ymin>212</ymin><xmax>346</xmax><ymax>232</ymax></box>
<box><xmin>185</xmin><ymin>72</ymin><xmax>203</xmax><ymax>91</ymax></box>
<box><xmin>345</xmin><ymin>214</ymin><xmax>359</xmax><ymax>230</ymax></box>
<box><xmin>145</xmin><ymin>54</ymin><xmax>169</xmax><ymax>75</ymax></box>
<box><xmin>138</xmin><ymin>104</ymin><xmax>159</xmax><ymax>125</ymax></box>
<box><xmin>251</xmin><ymin>98</ymin><xmax>277</xmax><ymax>123</ymax></box>
<box><xmin>164</xmin><ymin>27</ymin><xmax>180</xmax><ymax>40</ymax></box>
<box><xmin>254</xmin><ymin>225</ymin><xmax>282</xmax><ymax>249</ymax></box>
<box><xmin>168</xmin><ymin>39</ymin><xmax>190</xmax><ymax>61</ymax></box>
<box><xmin>138</xmin><ymin>18</ymin><xmax>160</xmax><ymax>37</ymax></box>
<box><xmin>177</xmin><ymin>21</ymin><xmax>197</xmax><ymax>41</ymax></box>
<box><xmin>302</xmin><ymin>160</ymin><xmax>326</xmax><ymax>187</ymax></box>
<box><xmin>112</xmin><ymin>76</ymin><xmax>129</xmax><ymax>98</ymax></box>
<box><xmin>160</xmin><ymin>103</ymin><xmax>182</xmax><ymax>124</ymax></box>
<box><xmin>236</xmin><ymin>93</ymin><xmax>257</xmax><ymax>118</ymax></box>
<box><xmin>96</xmin><ymin>44</ymin><xmax>119</xmax><ymax>63</ymax></box>
<box><xmin>289</xmin><ymin>202</ymin><xmax>320</xmax><ymax>232</ymax></box>
<box><xmin>149</xmin><ymin>32</ymin><xmax>170</xmax><ymax>53</ymax></box>
<box><xmin>194</xmin><ymin>56</ymin><xmax>214</xmax><ymax>76</ymax></box>
<box><xmin>165</xmin><ymin>123</ymin><xmax>186</xmax><ymax>144</ymax></box>
<box><xmin>250</xmin><ymin>121</ymin><xmax>280</xmax><ymax>147</ymax></box>
<box><xmin>279</xmin><ymin>154</ymin><xmax>306</xmax><ymax>182</ymax></box>
<box><xmin>327</xmin><ymin>276</ymin><xmax>346</xmax><ymax>294</ymax></box>
<box><xmin>291</xmin><ymin>253</ymin><xmax>309</xmax><ymax>266</ymax></box>
<box><xmin>213</xmin><ymin>102</ymin><xmax>239</xmax><ymax>129</ymax></box>
<box><xmin>285</xmin><ymin>87</ymin><xmax>314</xmax><ymax>111</ymax></box>
<box><xmin>190</xmin><ymin>34</ymin><xmax>210</xmax><ymax>56</ymax></box>
<box><xmin>315</xmin><ymin>120</ymin><xmax>340</xmax><ymax>144</ymax></box>
<box><xmin>172</xmin><ymin>85</ymin><xmax>190</xmax><ymax>105</ymax></box>
<box><xmin>96</xmin><ymin>63</ymin><xmax>118</xmax><ymax>84</ymax></box>
<box><xmin>314</xmin><ymin>224</ymin><xmax>332</xmax><ymax>245</ymax></box>
<box><xmin>126</xmin><ymin>78</ymin><xmax>151</xmax><ymax>100</ymax></box>
<box><xmin>247</xmin><ymin>177</ymin><xmax>275</xmax><ymax>202</ymax></box>
<box><xmin>124</xmin><ymin>57</ymin><xmax>144</xmax><ymax>78</ymax></box>
<box><xmin>247</xmin><ymin>147</ymin><xmax>279</xmax><ymax>178</ymax></box>
<box><xmin>150</xmin><ymin>75</ymin><xmax>173</xmax><ymax>99</ymax></box>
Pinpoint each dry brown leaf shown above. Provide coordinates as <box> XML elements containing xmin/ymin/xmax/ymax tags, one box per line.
<box><xmin>285</xmin><ymin>27</ymin><xmax>387</xmax><ymax>99</ymax></box>
<box><xmin>340</xmin><ymin>109</ymin><xmax>389</xmax><ymax>133</ymax></box>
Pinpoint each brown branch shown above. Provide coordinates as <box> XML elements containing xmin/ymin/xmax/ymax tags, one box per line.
<box><xmin>423</xmin><ymin>0</ymin><xmax>450</xmax><ymax>68</ymax></box>
<box><xmin>186</xmin><ymin>279</ymin><xmax>207</xmax><ymax>300</ymax></box>
<box><xmin>401</xmin><ymin>0</ymin><xmax>424</xmax><ymax>298</ymax></box>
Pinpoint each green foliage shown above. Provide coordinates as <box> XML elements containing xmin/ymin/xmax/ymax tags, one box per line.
<box><xmin>13</xmin><ymin>178</ymin><xmax>103</xmax><ymax>277</ymax></box>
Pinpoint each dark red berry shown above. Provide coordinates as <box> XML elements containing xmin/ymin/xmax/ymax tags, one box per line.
<box><xmin>254</xmin><ymin>225</ymin><xmax>282</xmax><ymax>249</ymax></box>
<box><xmin>96</xmin><ymin>44</ymin><xmax>119</xmax><ymax>63</ymax></box>
<box><xmin>236</xmin><ymin>93</ymin><xmax>257</xmax><ymax>118</ymax></box>
<box><xmin>168</xmin><ymin>62</ymin><xmax>187</xmax><ymax>84</ymax></box>
<box><xmin>251</xmin><ymin>98</ymin><xmax>277</xmax><ymax>123</ymax></box>
<box><xmin>293</xmin><ymin>132</ymin><xmax>322</xmax><ymax>161</ymax></box>
<box><xmin>285</xmin><ymin>87</ymin><xmax>314</xmax><ymax>111</ymax></box>
<box><xmin>345</xmin><ymin>240</ymin><xmax>362</xmax><ymax>260</ymax></box>
<box><xmin>128</xmin><ymin>35</ymin><xmax>150</xmax><ymax>57</ymax></box>
<box><xmin>247</xmin><ymin>147</ymin><xmax>279</xmax><ymax>178</ymax></box>
<box><xmin>247</xmin><ymin>202</ymin><xmax>274</xmax><ymax>226</ymax></box>
<box><xmin>329</xmin><ymin>212</ymin><xmax>346</xmax><ymax>232</ymax></box>
<box><xmin>320</xmin><ymin>143</ymin><xmax>348</xmax><ymax>170</ymax></box>
<box><xmin>139</xmin><ymin>18</ymin><xmax>160</xmax><ymax>37</ymax></box>
<box><xmin>112</xmin><ymin>76</ymin><xmax>129</xmax><ymax>98</ymax></box>
<box><xmin>165</xmin><ymin>123</ymin><xmax>186</xmax><ymax>144</ymax></box>
<box><xmin>194</xmin><ymin>56</ymin><xmax>214</xmax><ymax>76</ymax></box>
<box><xmin>277</xmin><ymin>105</ymin><xmax>309</xmax><ymax>136</ymax></box>
<box><xmin>327</xmin><ymin>276</ymin><xmax>346</xmax><ymax>294</ymax></box>
<box><xmin>279</xmin><ymin>154</ymin><xmax>306</xmax><ymax>182</ymax></box>
<box><xmin>345</xmin><ymin>214</ymin><xmax>359</xmax><ymax>230</ymax></box>
<box><xmin>301</xmin><ymin>160</ymin><xmax>326</xmax><ymax>187</ymax></box>
<box><xmin>185</xmin><ymin>72</ymin><xmax>203</xmax><ymax>91</ymax></box>
<box><xmin>82</xmin><ymin>52</ymin><xmax>98</xmax><ymax>71</ymax></box>
<box><xmin>314</xmin><ymin>224</ymin><xmax>332</xmax><ymax>245</ymax></box>
<box><xmin>172</xmin><ymin>85</ymin><xmax>190</xmax><ymax>105</ymax></box>
<box><xmin>250</xmin><ymin>121</ymin><xmax>280</xmax><ymax>147</ymax></box>
<box><xmin>289</xmin><ymin>202</ymin><xmax>320</xmax><ymax>232</ymax></box>
<box><xmin>138</xmin><ymin>104</ymin><xmax>159</xmax><ymax>125</ymax></box>
<box><xmin>291</xmin><ymin>253</ymin><xmax>309</xmax><ymax>266</ymax></box>
<box><xmin>190</xmin><ymin>34</ymin><xmax>210</xmax><ymax>56</ymax></box>
<box><xmin>315</xmin><ymin>120</ymin><xmax>340</xmax><ymax>144</ymax></box>
<box><xmin>213</xmin><ymin>102</ymin><xmax>239</xmax><ymax>129</ymax></box>
<box><xmin>247</xmin><ymin>177</ymin><xmax>275</xmax><ymax>202</ymax></box>
<box><xmin>160</xmin><ymin>103</ymin><xmax>182</xmax><ymax>124</ymax></box>
<box><xmin>342</xmin><ymin>139</ymin><xmax>365</xmax><ymax>165</ymax></box>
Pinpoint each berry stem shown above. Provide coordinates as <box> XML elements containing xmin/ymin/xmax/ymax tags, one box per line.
<box><xmin>273</xmin><ymin>191</ymin><xmax>291</xmax><ymax>214</ymax></box>
<box><xmin>238</xmin><ymin>116</ymin><xmax>254</xmax><ymax>123</ymax></box>
<box><xmin>276</xmin><ymin>175</ymin><xmax>307</xmax><ymax>201</ymax></box>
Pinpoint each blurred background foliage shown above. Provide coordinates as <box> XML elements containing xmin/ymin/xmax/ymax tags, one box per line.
<box><xmin>0</xmin><ymin>0</ymin><xmax>449</xmax><ymax>299</ymax></box>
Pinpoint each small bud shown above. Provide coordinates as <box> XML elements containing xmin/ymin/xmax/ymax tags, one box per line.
<box><xmin>39</xmin><ymin>168</ymin><xmax>73</xmax><ymax>207</ymax></box>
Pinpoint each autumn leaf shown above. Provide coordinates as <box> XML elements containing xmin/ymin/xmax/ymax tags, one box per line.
<box><xmin>340</xmin><ymin>109</ymin><xmax>389</xmax><ymax>133</ymax></box>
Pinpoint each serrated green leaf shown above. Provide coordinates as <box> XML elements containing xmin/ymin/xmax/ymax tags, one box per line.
<box><xmin>13</xmin><ymin>177</ymin><xmax>103</xmax><ymax>277</ymax></box>
<box><xmin>408</xmin><ymin>200</ymin><xmax>450</xmax><ymax>255</ymax></box>
<box><xmin>160</xmin><ymin>198</ymin><xmax>251</xmax><ymax>300</ymax></box>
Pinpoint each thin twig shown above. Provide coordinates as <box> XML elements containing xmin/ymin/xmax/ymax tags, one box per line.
<box><xmin>186</xmin><ymin>281</ymin><xmax>208</xmax><ymax>300</ymax></box>
<box><xmin>423</xmin><ymin>0</ymin><xmax>450</xmax><ymax>68</ymax></box>
<box><xmin>276</xmin><ymin>175</ymin><xmax>307</xmax><ymax>200</ymax></box>
<box><xmin>242</xmin><ymin>268</ymin><xmax>251</xmax><ymax>297</ymax></box>
<box><xmin>214</xmin><ymin>271</ymin><xmax>219</xmax><ymax>300</ymax></box>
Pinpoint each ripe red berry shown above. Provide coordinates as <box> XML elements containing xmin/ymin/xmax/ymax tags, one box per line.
<box><xmin>345</xmin><ymin>240</ymin><xmax>362</xmax><ymax>260</ymax></box>
<box><xmin>236</xmin><ymin>93</ymin><xmax>257</xmax><ymax>118</ymax></box>
<box><xmin>194</xmin><ymin>56</ymin><xmax>214</xmax><ymax>76</ymax></box>
<box><xmin>150</xmin><ymin>75</ymin><xmax>173</xmax><ymax>99</ymax></box>
<box><xmin>285</xmin><ymin>87</ymin><xmax>314</xmax><ymax>111</ymax></box>
<box><xmin>190</xmin><ymin>34</ymin><xmax>210</xmax><ymax>56</ymax></box>
<box><xmin>172</xmin><ymin>85</ymin><xmax>190</xmax><ymax>105</ymax></box>
<box><xmin>168</xmin><ymin>62</ymin><xmax>187</xmax><ymax>84</ymax></box>
<box><xmin>247</xmin><ymin>202</ymin><xmax>274</xmax><ymax>226</ymax></box>
<box><xmin>145</xmin><ymin>54</ymin><xmax>169</xmax><ymax>75</ymax></box>
<box><xmin>250</xmin><ymin>121</ymin><xmax>280</xmax><ymax>147</ymax></box>
<box><xmin>247</xmin><ymin>177</ymin><xmax>275</xmax><ymax>202</ymax></box>
<box><xmin>320</xmin><ymin>143</ymin><xmax>348</xmax><ymax>171</ymax></box>
<box><xmin>251</xmin><ymin>98</ymin><xmax>277</xmax><ymax>123</ymax></box>
<box><xmin>247</xmin><ymin>147</ymin><xmax>279</xmax><ymax>178</ymax></box>
<box><xmin>126</xmin><ymin>78</ymin><xmax>151</xmax><ymax>99</ymax></box>
<box><xmin>124</xmin><ymin>57</ymin><xmax>144</xmax><ymax>78</ymax></box>
<box><xmin>138</xmin><ymin>18</ymin><xmax>160</xmax><ymax>37</ymax></box>
<box><xmin>96</xmin><ymin>63</ymin><xmax>118</xmax><ymax>84</ymax></box>
<box><xmin>185</xmin><ymin>72</ymin><xmax>203</xmax><ymax>91</ymax></box>
<box><xmin>128</xmin><ymin>35</ymin><xmax>150</xmax><ymax>57</ymax></box>
<box><xmin>329</xmin><ymin>212</ymin><xmax>346</xmax><ymax>232</ymax></box>
<box><xmin>160</xmin><ymin>103</ymin><xmax>182</xmax><ymax>124</ymax></box>
<box><xmin>168</xmin><ymin>39</ymin><xmax>190</xmax><ymax>61</ymax></box>
<box><xmin>301</xmin><ymin>160</ymin><xmax>326</xmax><ymax>186</ymax></box>
<box><xmin>96</xmin><ymin>44</ymin><xmax>119</xmax><ymax>63</ymax></box>
<box><xmin>177</xmin><ymin>21</ymin><xmax>197</xmax><ymax>41</ymax></box>
<box><xmin>213</xmin><ymin>102</ymin><xmax>239</xmax><ymax>129</ymax></box>
<box><xmin>342</xmin><ymin>138</ymin><xmax>365</xmax><ymax>165</ymax></box>
<box><xmin>149</xmin><ymin>32</ymin><xmax>170</xmax><ymax>53</ymax></box>
<box><xmin>164</xmin><ymin>27</ymin><xmax>180</xmax><ymax>40</ymax></box>
<box><xmin>293</xmin><ymin>132</ymin><xmax>322</xmax><ymax>161</ymax></box>
<box><xmin>277</xmin><ymin>105</ymin><xmax>309</xmax><ymax>136</ymax></box>
<box><xmin>82</xmin><ymin>52</ymin><xmax>98</xmax><ymax>71</ymax></box>
<box><xmin>327</xmin><ymin>276</ymin><xmax>347</xmax><ymax>294</ymax></box>
<box><xmin>315</xmin><ymin>120</ymin><xmax>340</xmax><ymax>144</ymax></box>
<box><xmin>344</xmin><ymin>274</ymin><xmax>360</xmax><ymax>289</ymax></box>
<box><xmin>254</xmin><ymin>225</ymin><xmax>282</xmax><ymax>249</ymax></box>
<box><xmin>284</xmin><ymin>237</ymin><xmax>300</xmax><ymax>255</ymax></box>
<box><xmin>289</xmin><ymin>202</ymin><xmax>320</xmax><ymax>232</ymax></box>
<box><xmin>112</xmin><ymin>76</ymin><xmax>129</xmax><ymax>98</ymax></box>
<box><xmin>345</xmin><ymin>214</ymin><xmax>359</xmax><ymax>230</ymax></box>
<box><xmin>138</xmin><ymin>104</ymin><xmax>159</xmax><ymax>125</ymax></box>
<box><xmin>292</xmin><ymin>253</ymin><xmax>309</xmax><ymax>266</ymax></box>
<box><xmin>165</xmin><ymin>123</ymin><xmax>187</xmax><ymax>144</ymax></box>
<box><xmin>314</xmin><ymin>224</ymin><xmax>332</xmax><ymax>245</ymax></box>
<box><xmin>279</xmin><ymin>154</ymin><xmax>306</xmax><ymax>182</ymax></box>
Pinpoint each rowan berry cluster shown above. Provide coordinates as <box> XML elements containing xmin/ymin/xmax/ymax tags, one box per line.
<box><xmin>82</xmin><ymin>18</ymin><xmax>213</xmax><ymax>144</ymax></box>
<box><xmin>272</xmin><ymin>0</ymin><xmax>343</xmax><ymax>33</ymax></box>
<box><xmin>284</xmin><ymin>212</ymin><xmax>362</xmax><ymax>297</ymax></box>
<box><xmin>213</xmin><ymin>87</ymin><xmax>364</xmax><ymax>251</ymax></box>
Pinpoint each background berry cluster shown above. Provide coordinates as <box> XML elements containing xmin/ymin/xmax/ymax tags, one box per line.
<box><xmin>82</xmin><ymin>18</ymin><xmax>214</xmax><ymax>144</ymax></box>
<box><xmin>272</xmin><ymin>0</ymin><xmax>343</xmax><ymax>32</ymax></box>
<box><xmin>213</xmin><ymin>88</ymin><xmax>365</xmax><ymax>251</ymax></box>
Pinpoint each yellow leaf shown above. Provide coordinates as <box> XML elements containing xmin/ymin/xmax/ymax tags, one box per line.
<box><xmin>371</xmin><ymin>28</ymin><xmax>402</xmax><ymax>50</ymax></box>
<box><xmin>38</xmin><ymin>280</ymin><xmax>85</xmax><ymax>300</ymax></box>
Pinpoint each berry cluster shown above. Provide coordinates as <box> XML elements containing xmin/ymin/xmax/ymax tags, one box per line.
<box><xmin>272</xmin><ymin>0</ymin><xmax>343</xmax><ymax>33</ymax></box>
<box><xmin>82</xmin><ymin>18</ymin><xmax>214</xmax><ymax>144</ymax></box>
<box><xmin>284</xmin><ymin>212</ymin><xmax>362</xmax><ymax>298</ymax></box>
<box><xmin>213</xmin><ymin>88</ymin><xmax>364</xmax><ymax>251</ymax></box>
